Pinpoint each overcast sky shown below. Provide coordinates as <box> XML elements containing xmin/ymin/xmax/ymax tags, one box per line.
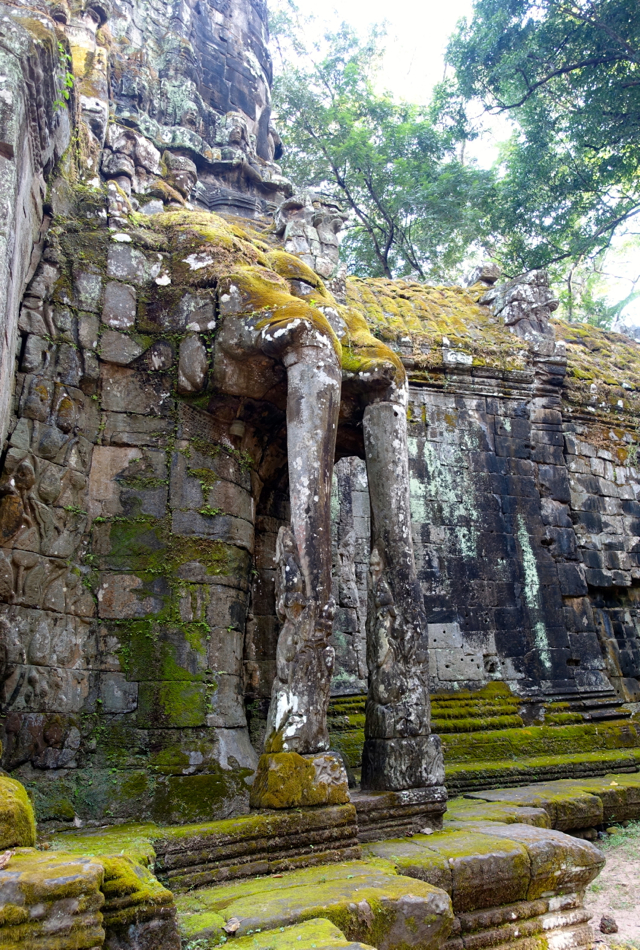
<box><xmin>278</xmin><ymin>0</ymin><xmax>474</xmax><ymax>103</ymax></box>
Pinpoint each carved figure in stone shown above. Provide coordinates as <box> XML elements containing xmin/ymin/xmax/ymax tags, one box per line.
<box><xmin>265</xmin><ymin>525</ymin><xmax>335</xmax><ymax>753</ymax></box>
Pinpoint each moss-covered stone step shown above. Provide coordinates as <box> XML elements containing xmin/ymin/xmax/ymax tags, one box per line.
<box><xmin>0</xmin><ymin>845</ymin><xmax>181</xmax><ymax>950</ymax></box>
<box><xmin>444</xmin><ymin>797</ymin><xmax>551</xmax><ymax>828</ymax></box>
<box><xmin>98</xmin><ymin>853</ymin><xmax>178</xmax><ymax>944</ymax></box>
<box><xmin>176</xmin><ymin>860</ymin><xmax>454</xmax><ymax>950</ymax></box>
<box><xmin>441</xmin><ymin>718</ymin><xmax>640</xmax><ymax>763</ymax></box>
<box><xmin>329</xmin><ymin>687</ymin><xmax>640</xmax><ymax>783</ymax></box>
<box><xmin>433</xmin><ymin>714</ymin><xmax>523</xmax><ymax>734</ymax></box>
<box><xmin>363</xmin><ymin>822</ymin><xmax>602</xmax><ymax>915</ymax></box>
<box><xmin>47</xmin><ymin>804</ymin><xmax>361</xmax><ymax>892</ymax></box>
<box><xmin>229</xmin><ymin>918</ymin><xmax>376</xmax><ymax>950</ymax></box>
<box><xmin>0</xmin><ymin>848</ymin><xmax>106</xmax><ymax>950</ymax></box>
<box><xmin>464</xmin><ymin>772</ymin><xmax>640</xmax><ymax>832</ymax></box>
<box><xmin>446</xmin><ymin>747</ymin><xmax>640</xmax><ymax>792</ymax></box>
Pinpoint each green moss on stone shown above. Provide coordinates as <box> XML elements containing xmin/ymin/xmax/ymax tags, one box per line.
<box><xmin>250</xmin><ymin>753</ymin><xmax>348</xmax><ymax>810</ymax></box>
<box><xmin>0</xmin><ymin>777</ymin><xmax>36</xmax><ymax>849</ymax></box>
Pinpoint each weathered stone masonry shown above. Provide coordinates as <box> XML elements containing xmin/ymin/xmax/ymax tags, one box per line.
<box><xmin>0</xmin><ymin>0</ymin><xmax>639</xmax><ymax>848</ymax></box>
<box><xmin>328</xmin><ymin>275</ymin><xmax>640</xmax><ymax>709</ymax></box>
<box><xmin>0</xmin><ymin>1</ymin><xmax>638</xmax><ymax>949</ymax></box>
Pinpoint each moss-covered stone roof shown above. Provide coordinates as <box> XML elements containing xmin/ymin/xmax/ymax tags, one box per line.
<box><xmin>553</xmin><ymin>319</ymin><xmax>640</xmax><ymax>425</ymax></box>
<box><xmin>112</xmin><ymin>210</ymin><xmax>640</xmax><ymax>426</ymax></box>
<box><xmin>346</xmin><ymin>277</ymin><xmax>531</xmax><ymax>377</ymax></box>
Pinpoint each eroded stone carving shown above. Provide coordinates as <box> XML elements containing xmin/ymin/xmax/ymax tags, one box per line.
<box><xmin>361</xmin><ymin>397</ymin><xmax>444</xmax><ymax>791</ymax></box>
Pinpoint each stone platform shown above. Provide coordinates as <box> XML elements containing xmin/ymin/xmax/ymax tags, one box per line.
<box><xmin>351</xmin><ymin>786</ymin><xmax>448</xmax><ymax>842</ymax></box>
<box><xmin>34</xmin><ymin>770</ymin><xmax>640</xmax><ymax>950</ymax></box>
<box><xmin>176</xmin><ymin>820</ymin><xmax>601</xmax><ymax>950</ymax></box>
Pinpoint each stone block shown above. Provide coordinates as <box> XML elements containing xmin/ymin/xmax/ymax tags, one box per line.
<box><xmin>538</xmin><ymin>465</ymin><xmax>571</xmax><ymax>502</ymax></box>
<box><xmin>101</xmin><ymin>364</ymin><xmax>173</xmax><ymax>416</ymax></box>
<box><xmin>428</xmin><ymin>623</ymin><xmax>463</xmax><ymax>653</ymax></box>
<box><xmin>107</xmin><ymin>244</ymin><xmax>164</xmax><ymax>284</ymax></box>
<box><xmin>557</xmin><ymin>563</ymin><xmax>588</xmax><ymax>596</ymax></box>
<box><xmin>73</xmin><ymin>264</ymin><xmax>103</xmax><ymax>312</ymax></box>
<box><xmin>88</xmin><ymin>444</ymin><xmax>143</xmax><ymax>518</ymax></box>
<box><xmin>0</xmin><ymin>849</ymin><xmax>105</xmax><ymax>949</ymax></box>
<box><xmin>495</xmin><ymin>436</ymin><xmax>530</xmax><ymax>459</ymax></box>
<box><xmin>178</xmin><ymin>333</ymin><xmax>209</xmax><ymax>393</ymax></box>
<box><xmin>540</xmin><ymin>497</ymin><xmax>572</xmax><ymax>527</ymax></box>
<box><xmin>103</xmin><ymin>411</ymin><xmax>174</xmax><ymax>446</ymax></box>
<box><xmin>99</xmin><ymin>671</ymin><xmax>139</xmax><ymax>713</ymax></box>
<box><xmin>435</xmin><ymin>650</ymin><xmax>484</xmax><ymax>681</ymax></box>
<box><xmin>99</xmin><ymin>328</ymin><xmax>145</xmax><ymax>365</ymax></box>
<box><xmin>98</xmin><ymin>573</ymin><xmax>170</xmax><ymax>619</ymax></box>
<box><xmin>421</xmin><ymin>828</ymin><xmax>531</xmax><ymax>912</ymax></box>
<box><xmin>206</xmin><ymin>672</ymin><xmax>247</xmax><ymax>728</ymax></box>
<box><xmin>1</xmin><ymin>663</ymin><xmax>91</xmax><ymax>714</ymax></box>
<box><xmin>467</xmin><ymin>783</ymin><xmax>603</xmax><ymax>831</ymax></box>
<box><xmin>177</xmin><ymin>860</ymin><xmax>453</xmax><ymax>950</ymax></box>
<box><xmin>102</xmin><ymin>280</ymin><xmax>137</xmax><ymax>329</ymax></box>
<box><xmin>136</xmin><ymin>680</ymin><xmax>209</xmax><ymax>727</ymax></box>
<box><xmin>468</xmin><ymin>821</ymin><xmax>603</xmax><ymax>899</ymax></box>
<box><xmin>361</xmin><ymin>735</ymin><xmax>444</xmax><ymax>791</ymax></box>
<box><xmin>224</xmin><ymin>919</ymin><xmax>376</xmax><ymax>950</ymax></box>
<box><xmin>0</xmin><ymin>776</ymin><xmax>36</xmax><ymax>848</ymax></box>
<box><xmin>444</xmin><ymin>796</ymin><xmax>551</xmax><ymax>828</ymax></box>
<box><xmin>172</xmin><ymin>509</ymin><xmax>254</xmax><ymax>553</ymax></box>
<box><xmin>250</xmin><ymin>751</ymin><xmax>350</xmax><ymax>809</ymax></box>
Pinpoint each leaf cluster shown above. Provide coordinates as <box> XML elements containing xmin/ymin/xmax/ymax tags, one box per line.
<box><xmin>447</xmin><ymin>0</ymin><xmax>640</xmax><ymax>273</ymax></box>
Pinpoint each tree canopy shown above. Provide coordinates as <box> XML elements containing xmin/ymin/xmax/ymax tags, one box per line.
<box><xmin>269</xmin><ymin>0</ymin><xmax>640</xmax><ymax>325</ymax></box>
<box><xmin>447</xmin><ymin>0</ymin><xmax>640</xmax><ymax>273</ymax></box>
<box><xmin>271</xmin><ymin>21</ymin><xmax>496</xmax><ymax>280</ymax></box>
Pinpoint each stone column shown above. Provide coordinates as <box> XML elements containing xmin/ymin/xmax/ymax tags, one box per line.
<box><xmin>251</xmin><ymin>344</ymin><xmax>350</xmax><ymax>808</ymax></box>
<box><xmin>361</xmin><ymin>392</ymin><xmax>444</xmax><ymax>792</ymax></box>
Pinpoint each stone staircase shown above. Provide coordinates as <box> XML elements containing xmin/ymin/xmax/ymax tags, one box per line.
<box><xmin>328</xmin><ymin>685</ymin><xmax>640</xmax><ymax>793</ymax></box>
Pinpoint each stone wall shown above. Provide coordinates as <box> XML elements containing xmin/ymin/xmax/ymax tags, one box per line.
<box><xmin>0</xmin><ymin>4</ymin><xmax>70</xmax><ymax>446</ymax></box>
<box><xmin>326</xmin><ymin>279</ymin><xmax>640</xmax><ymax>707</ymax></box>
<box><xmin>0</xmin><ymin>0</ymin><xmax>639</xmax><ymax>829</ymax></box>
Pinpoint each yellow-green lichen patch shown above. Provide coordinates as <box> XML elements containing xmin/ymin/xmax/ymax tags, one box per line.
<box><xmin>346</xmin><ymin>278</ymin><xmax>529</xmax><ymax>377</ymax></box>
<box><xmin>176</xmin><ymin>859</ymin><xmax>453</xmax><ymax>950</ymax></box>
<box><xmin>44</xmin><ymin>823</ymin><xmax>158</xmax><ymax>867</ymax></box>
<box><xmin>0</xmin><ymin>776</ymin><xmax>36</xmax><ymax>849</ymax></box>
<box><xmin>340</xmin><ymin>306</ymin><xmax>405</xmax><ymax>387</ymax></box>
<box><xmin>553</xmin><ymin>319</ymin><xmax>640</xmax><ymax>423</ymax></box>
<box><xmin>445</xmin><ymin>747</ymin><xmax>640</xmax><ymax>795</ymax></box>
<box><xmin>99</xmin><ymin>854</ymin><xmax>175</xmax><ymax>928</ymax></box>
<box><xmin>266</xmin><ymin>250</ymin><xmax>334</xmax><ymax>300</ymax></box>
<box><xmin>249</xmin><ymin>752</ymin><xmax>348</xmax><ymax>809</ymax></box>
<box><xmin>0</xmin><ymin>848</ymin><xmax>105</xmax><ymax>947</ymax></box>
<box><xmin>221</xmin><ymin>265</ymin><xmax>342</xmax><ymax>359</ymax></box>
<box><xmin>441</xmin><ymin>719</ymin><xmax>640</xmax><ymax>764</ymax></box>
<box><xmin>134</xmin><ymin>210</ymin><xmax>270</xmax><ymax>287</ymax></box>
<box><xmin>432</xmin><ymin>714</ymin><xmax>524</xmax><ymax>734</ymax></box>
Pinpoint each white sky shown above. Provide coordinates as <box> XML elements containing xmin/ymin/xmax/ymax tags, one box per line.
<box><xmin>285</xmin><ymin>0</ymin><xmax>473</xmax><ymax>103</ymax></box>
<box><xmin>277</xmin><ymin>0</ymin><xmax>640</xmax><ymax>323</ymax></box>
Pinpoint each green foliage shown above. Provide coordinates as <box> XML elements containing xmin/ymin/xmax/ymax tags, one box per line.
<box><xmin>447</xmin><ymin>0</ymin><xmax>640</xmax><ymax>275</ymax></box>
<box><xmin>53</xmin><ymin>41</ymin><xmax>74</xmax><ymax>112</ymax></box>
<box><xmin>271</xmin><ymin>11</ymin><xmax>496</xmax><ymax>280</ymax></box>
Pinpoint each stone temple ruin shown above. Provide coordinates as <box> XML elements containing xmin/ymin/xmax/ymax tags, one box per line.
<box><xmin>0</xmin><ymin>0</ymin><xmax>639</xmax><ymax>947</ymax></box>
